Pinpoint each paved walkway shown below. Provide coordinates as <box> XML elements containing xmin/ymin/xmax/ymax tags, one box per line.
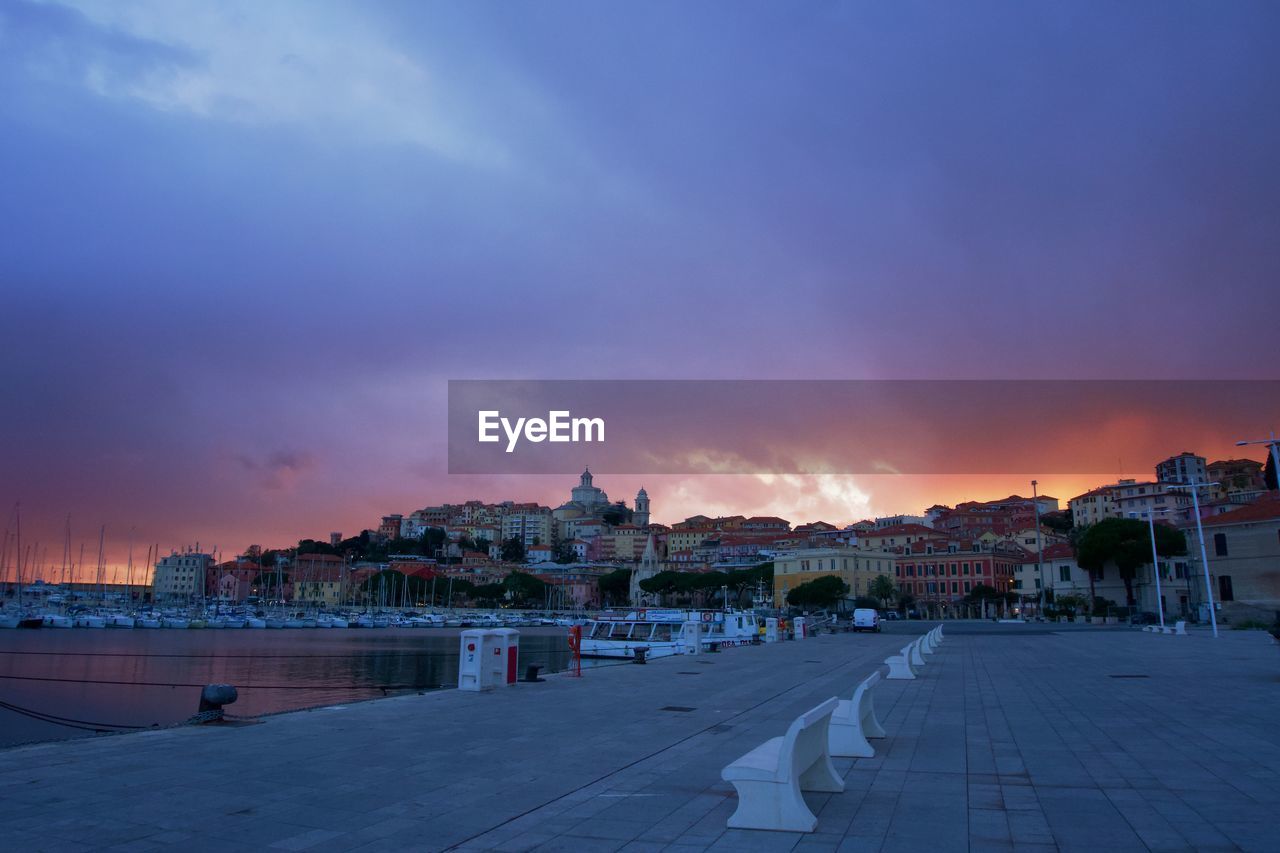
<box><xmin>1</xmin><ymin>623</ymin><xmax>1277</xmax><ymax>852</ymax></box>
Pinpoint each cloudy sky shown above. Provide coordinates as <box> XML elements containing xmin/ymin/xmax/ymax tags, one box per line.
<box><xmin>2</xmin><ymin>1</ymin><xmax>1278</xmax><ymax>579</ymax></box>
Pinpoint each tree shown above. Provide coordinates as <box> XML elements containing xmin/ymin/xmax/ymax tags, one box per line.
<box><xmin>868</xmin><ymin>575</ymin><xmax>896</xmax><ymax>609</ymax></box>
<box><xmin>503</xmin><ymin>570</ymin><xmax>546</xmax><ymax>607</ymax></box>
<box><xmin>500</xmin><ymin>537</ymin><xmax>526</xmax><ymax>564</ymax></box>
<box><xmin>1266</xmin><ymin>452</ymin><xmax>1277</xmax><ymax>491</ymax></box>
<box><xmin>639</xmin><ymin>570</ymin><xmax>680</xmax><ymax>604</ymax></box>
<box><xmin>472</xmin><ymin>583</ymin><xmax>505</xmax><ymax>605</ymax></box>
<box><xmin>473</xmin><ymin>537</ymin><xmax>492</xmax><ymax>553</ymax></box>
<box><xmin>598</xmin><ymin>569</ymin><xmax>632</xmax><ymax>607</ymax></box>
<box><xmin>1040</xmin><ymin>510</ymin><xmax>1074</xmax><ymax>535</ymax></box>
<box><xmin>1075</xmin><ymin>517</ymin><xmax>1187</xmax><ymax>608</ymax></box>
<box><xmin>786</xmin><ymin>575</ymin><xmax>849</xmax><ymax>609</ymax></box>
<box><xmin>419</xmin><ymin>528</ymin><xmax>447</xmax><ymax>556</ymax></box>
<box><xmin>1055</xmin><ymin>594</ymin><xmax>1088</xmax><ymax>616</ymax></box>
<box><xmin>297</xmin><ymin>538</ymin><xmax>339</xmax><ymax>556</ymax></box>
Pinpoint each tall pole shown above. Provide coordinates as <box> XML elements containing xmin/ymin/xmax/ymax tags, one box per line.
<box><xmin>1032</xmin><ymin>481</ymin><xmax>1045</xmax><ymax>617</ymax></box>
<box><xmin>1142</xmin><ymin>509</ymin><xmax>1165</xmax><ymax>628</ymax></box>
<box><xmin>1186</xmin><ymin>478</ymin><xmax>1218</xmax><ymax>638</ymax></box>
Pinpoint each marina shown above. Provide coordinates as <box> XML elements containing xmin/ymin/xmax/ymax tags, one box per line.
<box><xmin>0</xmin><ymin>626</ymin><xmax>596</xmax><ymax>749</ymax></box>
<box><xmin>0</xmin><ymin>623</ymin><xmax>1275</xmax><ymax>851</ymax></box>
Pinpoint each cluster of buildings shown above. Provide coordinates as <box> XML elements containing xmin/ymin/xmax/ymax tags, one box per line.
<box><xmin>144</xmin><ymin>451</ymin><xmax>1279</xmax><ymax>623</ymax></box>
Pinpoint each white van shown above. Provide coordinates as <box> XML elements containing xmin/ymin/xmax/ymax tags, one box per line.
<box><xmin>852</xmin><ymin>608</ymin><xmax>880</xmax><ymax>632</ymax></box>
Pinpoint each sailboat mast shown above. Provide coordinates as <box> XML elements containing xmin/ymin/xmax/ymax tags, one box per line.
<box><xmin>96</xmin><ymin>525</ymin><xmax>106</xmax><ymax>606</ymax></box>
<box><xmin>62</xmin><ymin>515</ymin><xmax>70</xmax><ymax>590</ymax></box>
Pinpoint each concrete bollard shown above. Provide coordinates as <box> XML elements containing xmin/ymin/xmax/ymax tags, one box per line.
<box><xmin>523</xmin><ymin>664</ymin><xmax>544</xmax><ymax>683</ymax></box>
<box><xmin>633</xmin><ymin>646</ymin><xmax>649</xmax><ymax>664</ymax></box>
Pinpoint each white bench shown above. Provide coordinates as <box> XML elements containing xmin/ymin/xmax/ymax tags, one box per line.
<box><xmin>722</xmin><ymin>697</ymin><xmax>845</xmax><ymax>832</ymax></box>
<box><xmin>1161</xmin><ymin>620</ymin><xmax>1187</xmax><ymax>635</ymax></box>
<box><xmin>828</xmin><ymin>671</ymin><xmax>886</xmax><ymax>758</ymax></box>
<box><xmin>885</xmin><ymin>643</ymin><xmax>917</xmax><ymax>679</ymax></box>
<box><xmin>909</xmin><ymin>636</ymin><xmax>926</xmax><ymax>668</ymax></box>
<box><xmin>921</xmin><ymin>628</ymin><xmax>937</xmax><ymax>655</ymax></box>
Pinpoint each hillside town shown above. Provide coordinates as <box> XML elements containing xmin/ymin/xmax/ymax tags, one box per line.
<box><xmin>119</xmin><ymin>449</ymin><xmax>1279</xmax><ymax>626</ymax></box>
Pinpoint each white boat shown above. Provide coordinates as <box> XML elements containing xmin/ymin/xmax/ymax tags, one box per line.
<box><xmin>161</xmin><ymin>616</ymin><xmax>190</xmax><ymax>629</ymax></box>
<box><xmin>104</xmin><ymin>613</ymin><xmax>135</xmax><ymax>628</ymax></box>
<box><xmin>41</xmin><ymin>613</ymin><xmax>74</xmax><ymax>629</ymax></box>
<box><xmin>135</xmin><ymin>613</ymin><xmax>162</xmax><ymax>628</ymax></box>
<box><xmin>243</xmin><ymin>616</ymin><xmax>266</xmax><ymax>629</ymax></box>
<box><xmin>317</xmin><ymin>614</ymin><xmax>349</xmax><ymax>629</ymax></box>
<box><xmin>0</xmin><ymin>614</ymin><xmax>21</xmax><ymax>629</ymax></box>
<box><xmin>73</xmin><ymin>613</ymin><xmax>106</xmax><ymax>628</ymax></box>
<box><xmin>264</xmin><ymin>615</ymin><xmax>286</xmax><ymax>629</ymax></box>
<box><xmin>579</xmin><ymin>609</ymin><xmax>763</xmax><ymax>659</ymax></box>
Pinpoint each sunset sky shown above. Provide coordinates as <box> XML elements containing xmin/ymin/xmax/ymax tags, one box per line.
<box><xmin>2</xmin><ymin>1</ymin><xmax>1278</xmax><ymax>581</ymax></box>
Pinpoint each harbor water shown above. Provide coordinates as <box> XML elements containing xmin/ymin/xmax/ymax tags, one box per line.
<box><xmin>0</xmin><ymin>627</ymin><xmax>595</xmax><ymax>748</ymax></box>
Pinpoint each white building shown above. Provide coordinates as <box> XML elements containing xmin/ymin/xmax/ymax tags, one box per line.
<box><xmin>503</xmin><ymin>511</ymin><xmax>554</xmax><ymax>550</ymax></box>
<box><xmin>1156</xmin><ymin>452</ymin><xmax>1208</xmax><ymax>486</ymax></box>
<box><xmin>152</xmin><ymin>552</ymin><xmax>214</xmax><ymax>603</ymax></box>
<box><xmin>1070</xmin><ymin>480</ymin><xmax>1191</xmax><ymax>527</ymax></box>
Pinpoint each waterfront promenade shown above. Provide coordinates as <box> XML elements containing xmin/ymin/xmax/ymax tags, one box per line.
<box><xmin>1</xmin><ymin>623</ymin><xmax>1277</xmax><ymax>852</ymax></box>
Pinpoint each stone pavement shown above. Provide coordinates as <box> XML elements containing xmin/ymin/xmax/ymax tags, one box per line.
<box><xmin>1</xmin><ymin>623</ymin><xmax>1277</xmax><ymax>852</ymax></box>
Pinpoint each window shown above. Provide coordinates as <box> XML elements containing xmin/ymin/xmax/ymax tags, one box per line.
<box><xmin>964</xmin><ymin>581</ymin><xmax>971</xmax><ymax>593</ymax></box>
<box><xmin>1213</xmin><ymin>533</ymin><xmax>1228</xmax><ymax>557</ymax></box>
<box><xmin>951</xmin><ymin>581</ymin><xmax>958</xmax><ymax>594</ymax></box>
<box><xmin>1059</xmin><ymin>566</ymin><xmax>1070</xmax><ymax>583</ymax></box>
<box><xmin>1218</xmin><ymin>575</ymin><xmax>1234</xmax><ymax>602</ymax></box>
<box><xmin>962</xmin><ymin>562</ymin><xmax>970</xmax><ymax>575</ymax></box>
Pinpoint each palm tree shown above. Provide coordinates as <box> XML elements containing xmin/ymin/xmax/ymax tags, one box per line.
<box><xmin>869</xmin><ymin>574</ymin><xmax>896</xmax><ymax>610</ymax></box>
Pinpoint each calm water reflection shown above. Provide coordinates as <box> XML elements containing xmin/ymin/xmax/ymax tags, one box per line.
<box><xmin>0</xmin><ymin>627</ymin><xmax>595</xmax><ymax>748</ymax></box>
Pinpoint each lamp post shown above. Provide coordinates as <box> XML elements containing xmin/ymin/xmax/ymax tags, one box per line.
<box><xmin>1128</xmin><ymin>507</ymin><xmax>1171</xmax><ymax>629</ymax></box>
<box><xmin>1179</xmin><ymin>478</ymin><xmax>1219</xmax><ymax>638</ymax></box>
<box><xmin>1235</xmin><ymin>431</ymin><xmax>1280</xmax><ymax>490</ymax></box>
<box><xmin>1032</xmin><ymin>480</ymin><xmax>1046</xmax><ymax>618</ymax></box>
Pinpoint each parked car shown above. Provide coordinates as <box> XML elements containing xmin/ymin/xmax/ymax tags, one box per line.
<box><xmin>852</xmin><ymin>608</ymin><xmax>880</xmax><ymax>632</ymax></box>
<box><xmin>881</xmin><ymin>610</ymin><xmax>901</xmax><ymax>621</ymax></box>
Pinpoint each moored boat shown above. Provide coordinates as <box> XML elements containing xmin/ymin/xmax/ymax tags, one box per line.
<box><xmin>579</xmin><ymin>609</ymin><xmax>763</xmax><ymax>659</ymax></box>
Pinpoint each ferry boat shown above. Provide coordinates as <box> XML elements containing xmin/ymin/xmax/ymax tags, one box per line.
<box><xmin>579</xmin><ymin>609</ymin><xmax>763</xmax><ymax>659</ymax></box>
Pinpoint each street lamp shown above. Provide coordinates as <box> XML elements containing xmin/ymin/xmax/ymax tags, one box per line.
<box><xmin>1127</xmin><ymin>506</ymin><xmax>1176</xmax><ymax>629</ymax></box>
<box><xmin>1176</xmin><ymin>477</ymin><xmax>1220</xmax><ymax>638</ymax></box>
<box><xmin>1032</xmin><ymin>480</ymin><xmax>1046</xmax><ymax>617</ymax></box>
<box><xmin>1235</xmin><ymin>431</ymin><xmax>1280</xmax><ymax>489</ymax></box>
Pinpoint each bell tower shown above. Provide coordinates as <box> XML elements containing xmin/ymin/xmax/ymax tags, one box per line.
<box><xmin>634</xmin><ymin>487</ymin><xmax>650</xmax><ymax>528</ymax></box>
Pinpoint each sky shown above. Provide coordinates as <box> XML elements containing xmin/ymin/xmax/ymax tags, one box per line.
<box><xmin>2</xmin><ymin>1</ymin><xmax>1278</xmax><ymax>581</ymax></box>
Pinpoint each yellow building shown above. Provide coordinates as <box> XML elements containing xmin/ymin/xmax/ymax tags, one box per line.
<box><xmin>773</xmin><ymin>547</ymin><xmax>897</xmax><ymax>605</ymax></box>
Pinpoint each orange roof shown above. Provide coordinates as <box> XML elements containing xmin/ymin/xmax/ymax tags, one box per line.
<box><xmin>865</xmin><ymin>524</ymin><xmax>935</xmax><ymax>537</ymax></box>
<box><xmin>1199</xmin><ymin>493</ymin><xmax>1280</xmax><ymax>527</ymax></box>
